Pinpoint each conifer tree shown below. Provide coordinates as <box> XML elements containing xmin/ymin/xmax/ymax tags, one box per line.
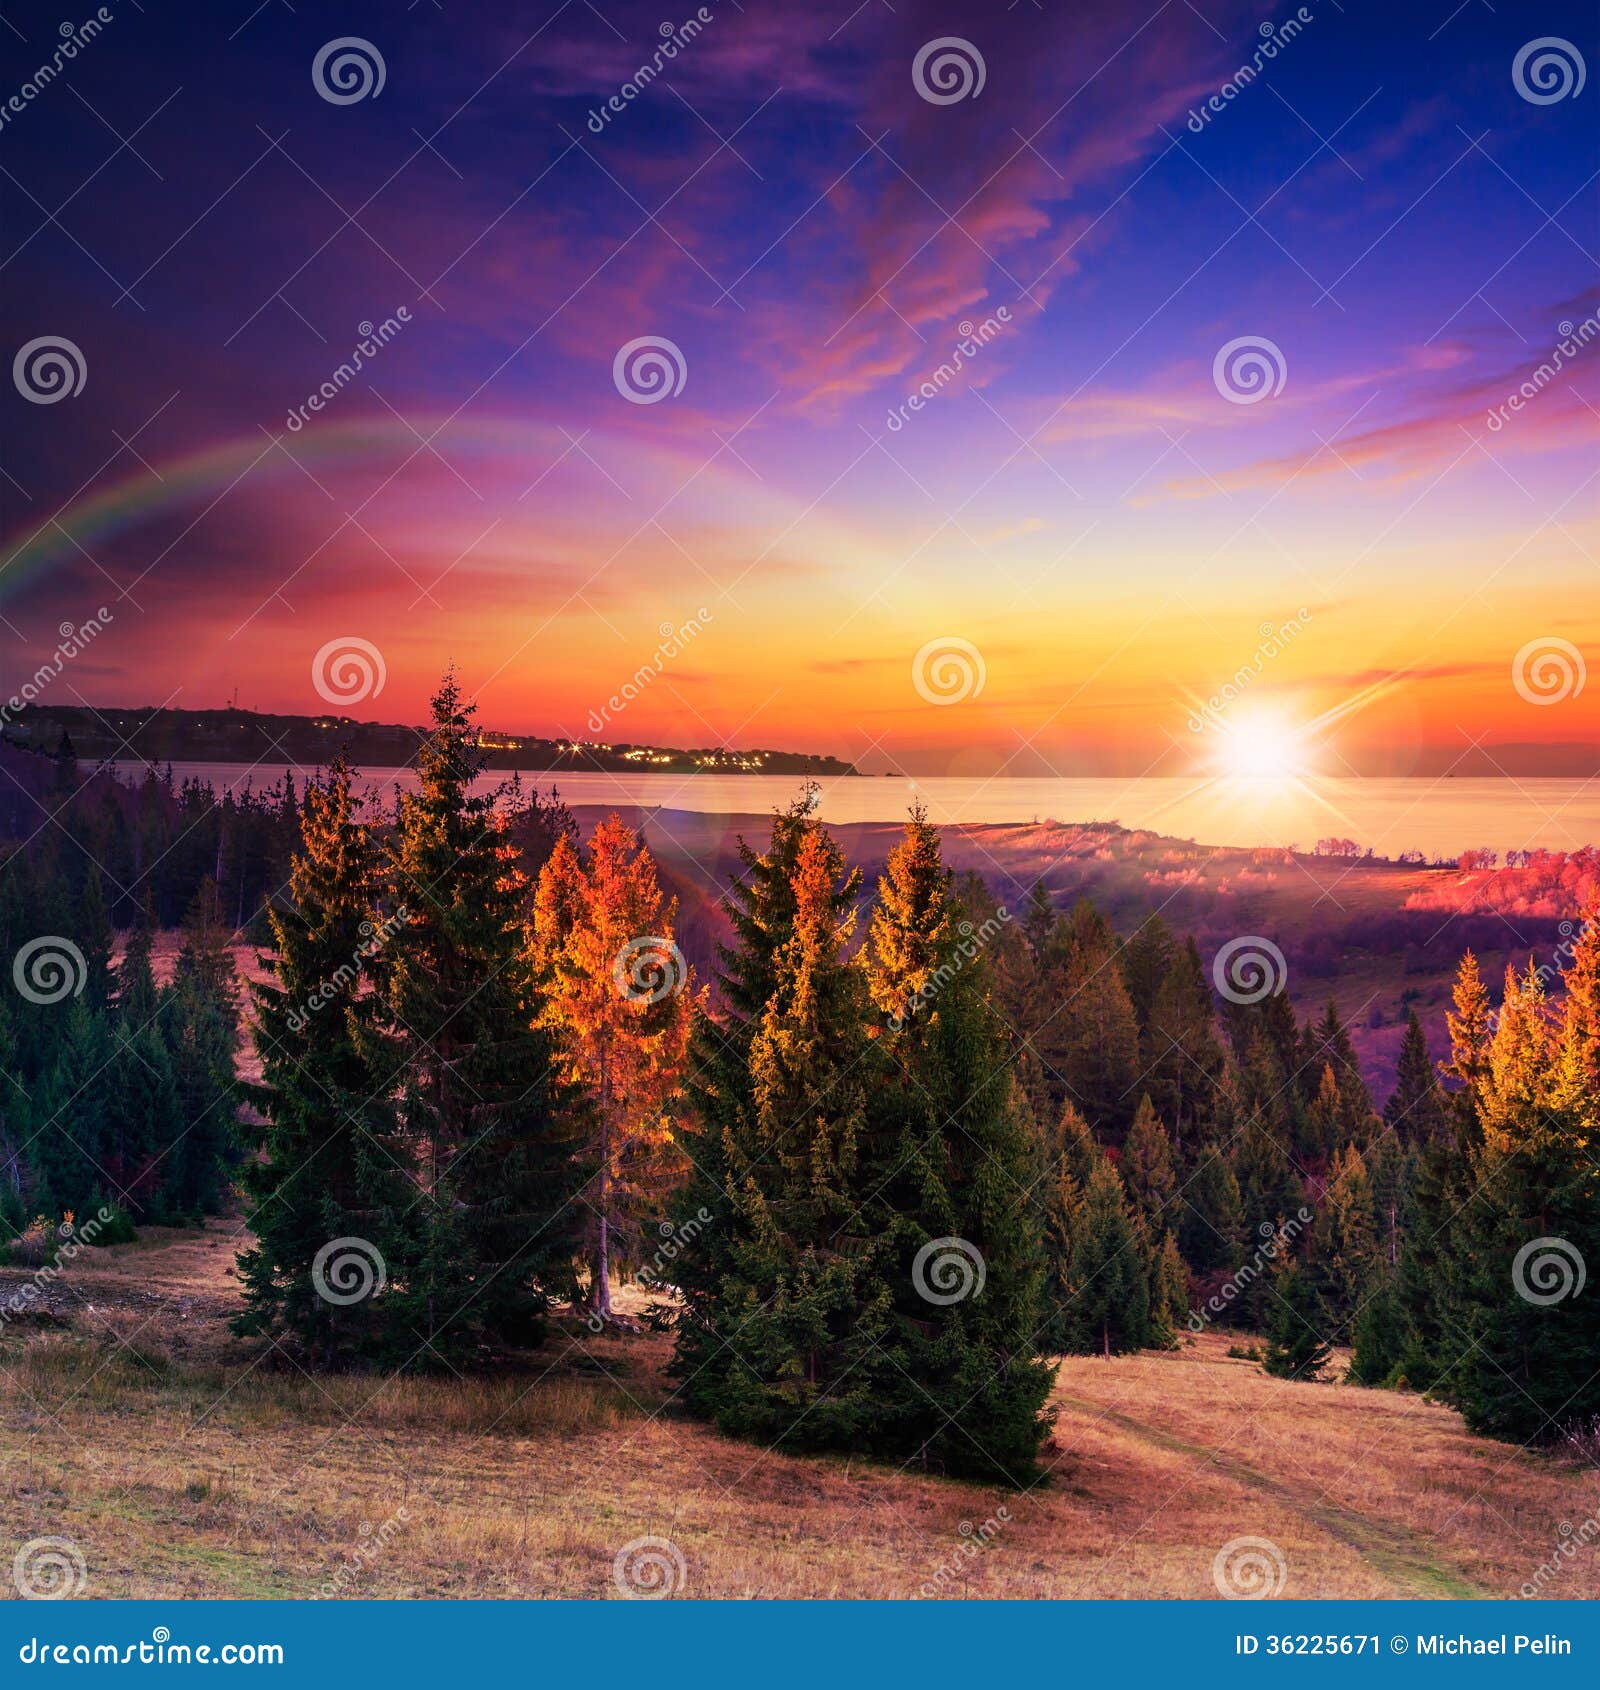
<box><xmin>1262</xmin><ymin>1258</ymin><xmax>1332</xmax><ymax>1381</ymax></box>
<box><xmin>1066</xmin><ymin>1157</ymin><xmax>1149</xmax><ymax>1357</ymax></box>
<box><xmin>1053</xmin><ymin>937</ymin><xmax>1140</xmax><ymax>1141</ymax></box>
<box><xmin>1121</xmin><ymin>1094</ymin><xmax>1177</xmax><ymax>1236</ymax></box>
<box><xmin>1306</xmin><ymin>1142</ymin><xmax>1378</xmax><ymax>1336</ymax></box>
<box><xmin>1178</xmin><ymin>1143</ymin><xmax>1244</xmax><ymax>1275</ymax></box>
<box><xmin>670</xmin><ymin>788</ymin><xmax>854</xmax><ymax>1385</ymax></box>
<box><xmin>235</xmin><ymin>762</ymin><xmax>412</xmax><ymax>1359</ymax></box>
<box><xmin>373</xmin><ymin>673</ymin><xmax>583</xmax><ymax>1358</ymax></box>
<box><xmin>1385</xmin><ymin>1010</ymin><xmax>1448</xmax><ymax>1143</ymax></box>
<box><xmin>862</xmin><ymin>811</ymin><xmax>1055</xmax><ymax>1481</ymax></box>
<box><xmin>1141</xmin><ymin>936</ymin><xmax>1226</xmax><ymax>1156</ymax></box>
<box><xmin>679</xmin><ymin>828</ymin><xmax>896</xmax><ymax>1448</ymax></box>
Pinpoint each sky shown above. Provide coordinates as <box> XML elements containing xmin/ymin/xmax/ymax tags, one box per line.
<box><xmin>0</xmin><ymin>0</ymin><xmax>1596</xmax><ymax>778</ymax></box>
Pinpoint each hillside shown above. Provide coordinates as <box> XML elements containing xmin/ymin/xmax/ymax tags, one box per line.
<box><xmin>4</xmin><ymin>705</ymin><xmax>859</xmax><ymax>778</ymax></box>
<box><xmin>1</xmin><ymin>1223</ymin><xmax>1592</xmax><ymax>1600</ymax></box>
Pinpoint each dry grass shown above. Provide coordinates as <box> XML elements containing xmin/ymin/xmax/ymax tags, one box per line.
<box><xmin>2</xmin><ymin>1223</ymin><xmax>1596</xmax><ymax>1600</ymax></box>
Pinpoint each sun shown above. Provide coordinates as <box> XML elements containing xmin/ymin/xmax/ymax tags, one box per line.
<box><xmin>1220</xmin><ymin>714</ymin><xmax>1306</xmax><ymax>782</ymax></box>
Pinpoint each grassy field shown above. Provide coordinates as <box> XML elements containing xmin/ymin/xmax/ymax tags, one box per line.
<box><xmin>4</xmin><ymin>1223</ymin><xmax>1597</xmax><ymax>1601</ymax></box>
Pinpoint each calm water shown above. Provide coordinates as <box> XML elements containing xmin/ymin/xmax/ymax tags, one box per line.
<box><xmin>116</xmin><ymin>765</ymin><xmax>1600</xmax><ymax>859</ymax></box>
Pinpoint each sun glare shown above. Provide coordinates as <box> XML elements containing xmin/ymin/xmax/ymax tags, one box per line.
<box><xmin>1220</xmin><ymin>716</ymin><xmax>1305</xmax><ymax>782</ymax></box>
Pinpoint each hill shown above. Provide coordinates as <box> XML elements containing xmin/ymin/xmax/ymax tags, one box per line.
<box><xmin>1</xmin><ymin>1223</ymin><xmax>1590</xmax><ymax>1599</ymax></box>
<box><xmin>4</xmin><ymin>704</ymin><xmax>859</xmax><ymax>778</ymax></box>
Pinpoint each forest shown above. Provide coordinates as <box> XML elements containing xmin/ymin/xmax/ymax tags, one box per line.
<box><xmin>4</xmin><ymin>673</ymin><xmax>1598</xmax><ymax>1488</ymax></box>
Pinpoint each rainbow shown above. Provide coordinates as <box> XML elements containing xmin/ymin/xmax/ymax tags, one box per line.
<box><xmin>0</xmin><ymin>414</ymin><xmax>592</xmax><ymax>596</ymax></box>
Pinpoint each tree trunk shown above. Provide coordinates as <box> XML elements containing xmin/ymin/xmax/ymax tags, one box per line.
<box><xmin>593</xmin><ymin>1050</ymin><xmax>612</xmax><ymax>1319</ymax></box>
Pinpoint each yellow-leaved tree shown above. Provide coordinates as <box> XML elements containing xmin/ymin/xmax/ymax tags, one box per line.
<box><xmin>533</xmin><ymin>814</ymin><xmax>695</xmax><ymax>1323</ymax></box>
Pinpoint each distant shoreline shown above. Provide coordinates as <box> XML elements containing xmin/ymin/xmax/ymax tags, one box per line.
<box><xmin>7</xmin><ymin>702</ymin><xmax>859</xmax><ymax>779</ymax></box>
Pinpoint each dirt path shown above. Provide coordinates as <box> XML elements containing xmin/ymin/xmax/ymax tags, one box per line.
<box><xmin>1057</xmin><ymin>1393</ymin><xmax>1489</xmax><ymax>1599</ymax></box>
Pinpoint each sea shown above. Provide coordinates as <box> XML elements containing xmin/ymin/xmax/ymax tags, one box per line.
<box><xmin>113</xmin><ymin>765</ymin><xmax>1600</xmax><ymax>861</ymax></box>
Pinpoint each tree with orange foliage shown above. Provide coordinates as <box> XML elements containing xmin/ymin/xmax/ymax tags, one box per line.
<box><xmin>533</xmin><ymin>815</ymin><xmax>695</xmax><ymax>1323</ymax></box>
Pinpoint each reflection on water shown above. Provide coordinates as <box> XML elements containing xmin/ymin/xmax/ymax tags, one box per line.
<box><xmin>112</xmin><ymin>764</ymin><xmax>1600</xmax><ymax>858</ymax></box>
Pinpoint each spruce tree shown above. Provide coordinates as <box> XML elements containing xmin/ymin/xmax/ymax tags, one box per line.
<box><xmin>680</xmin><ymin>827</ymin><xmax>896</xmax><ymax>1449</ymax></box>
<box><xmin>373</xmin><ymin>674</ymin><xmax>583</xmax><ymax>1360</ymax></box>
<box><xmin>235</xmin><ymin>761</ymin><xmax>412</xmax><ymax>1360</ymax></box>
<box><xmin>1121</xmin><ymin>1094</ymin><xmax>1177</xmax><ymax>1235</ymax></box>
<box><xmin>1262</xmin><ymin>1258</ymin><xmax>1332</xmax><ymax>1381</ymax></box>
<box><xmin>1065</xmin><ymin>1157</ymin><xmax>1149</xmax><ymax>1357</ymax></box>
<box><xmin>1385</xmin><ymin>1010</ymin><xmax>1448</xmax><ymax>1143</ymax></box>
<box><xmin>863</xmin><ymin>811</ymin><xmax>1055</xmax><ymax>1481</ymax></box>
<box><xmin>670</xmin><ymin>787</ymin><xmax>854</xmax><ymax>1388</ymax></box>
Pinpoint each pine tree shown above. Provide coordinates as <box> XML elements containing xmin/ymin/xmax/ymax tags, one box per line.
<box><xmin>679</xmin><ymin>827</ymin><xmax>896</xmax><ymax>1449</ymax></box>
<box><xmin>862</xmin><ymin>812</ymin><xmax>1055</xmax><ymax>1481</ymax></box>
<box><xmin>670</xmin><ymin>788</ymin><xmax>855</xmax><ymax>1389</ymax></box>
<box><xmin>1121</xmin><ymin>1095</ymin><xmax>1177</xmax><ymax>1236</ymax></box>
<box><xmin>1306</xmin><ymin>1143</ymin><xmax>1378</xmax><ymax>1337</ymax></box>
<box><xmin>1119</xmin><ymin>915</ymin><xmax>1175</xmax><ymax>1034</ymax></box>
<box><xmin>373</xmin><ymin>673</ymin><xmax>583</xmax><ymax>1359</ymax></box>
<box><xmin>1178</xmin><ymin>1142</ymin><xmax>1244</xmax><ymax>1276</ymax></box>
<box><xmin>1053</xmin><ymin>936</ymin><xmax>1140</xmax><ymax>1141</ymax></box>
<box><xmin>1064</xmin><ymin>1157</ymin><xmax>1149</xmax><ymax>1357</ymax></box>
<box><xmin>1442</xmin><ymin>949</ymin><xmax>1493</xmax><ymax>1138</ymax></box>
<box><xmin>1148</xmin><ymin>1229</ymin><xmax>1190</xmax><ymax>1348</ymax></box>
<box><xmin>1141</xmin><ymin>937</ymin><xmax>1226</xmax><ymax>1157</ymax></box>
<box><xmin>1385</xmin><ymin>1010</ymin><xmax>1448</xmax><ymax>1143</ymax></box>
<box><xmin>1262</xmin><ymin>1258</ymin><xmax>1332</xmax><ymax>1381</ymax></box>
<box><xmin>234</xmin><ymin>762</ymin><xmax>412</xmax><ymax>1359</ymax></box>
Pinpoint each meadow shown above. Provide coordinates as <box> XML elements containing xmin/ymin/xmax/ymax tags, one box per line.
<box><xmin>4</xmin><ymin>1222</ymin><xmax>1595</xmax><ymax>1602</ymax></box>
